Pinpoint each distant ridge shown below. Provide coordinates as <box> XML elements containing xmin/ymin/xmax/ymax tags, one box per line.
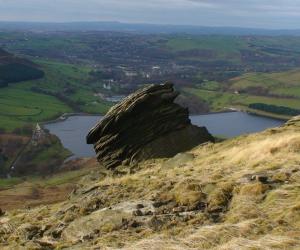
<box><xmin>0</xmin><ymin>21</ymin><xmax>300</xmax><ymax>36</ymax></box>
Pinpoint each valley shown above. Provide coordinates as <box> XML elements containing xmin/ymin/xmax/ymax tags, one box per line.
<box><xmin>1</xmin><ymin>0</ymin><xmax>300</xmax><ymax>247</ymax></box>
<box><xmin>0</xmin><ymin>59</ymin><xmax>111</xmax><ymax>132</ymax></box>
<box><xmin>0</xmin><ymin>24</ymin><xmax>299</xmax><ymax>250</ymax></box>
<box><xmin>1</xmin><ymin>32</ymin><xmax>300</xmax><ymax>131</ymax></box>
<box><xmin>1</xmin><ymin>31</ymin><xmax>300</xmax><ymax>181</ymax></box>
<box><xmin>0</xmin><ymin>31</ymin><xmax>300</xmax><ymax>124</ymax></box>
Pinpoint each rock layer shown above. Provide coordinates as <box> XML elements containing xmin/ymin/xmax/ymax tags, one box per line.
<box><xmin>87</xmin><ymin>83</ymin><xmax>214</xmax><ymax>169</ymax></box>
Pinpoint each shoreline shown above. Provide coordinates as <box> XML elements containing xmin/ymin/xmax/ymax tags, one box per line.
<box><xmin>236</xmin><ymin>107</ymin><xmax>290</xmax><ymax>121</ymax></box>
<box><xmin>41</xmin><ymin>112</ymin><xmax>103</xmax><ymax>126</ymax></box>
<box><xmin>40</xmin><ymin>109</ymin><xmax>287</xmax><ymax>163</ymax></box>
<box><xmin>190</xmin><ymin>109</ymin><xmax>237</xmax><ymax>116</ymax></box>
<box><xmin>40</xmin><ymin>107</ymin><xmax>289</xmax><ymax>127</ymax></box>
<box><xmin>41</xmin><ymin>110</ymin><xmax>238</xmax><ymax>127</ymax></box>
<box><xmin>246</xmin><ymin>111</ymin><xmax>289</xmax><ymax>122</ymax></box>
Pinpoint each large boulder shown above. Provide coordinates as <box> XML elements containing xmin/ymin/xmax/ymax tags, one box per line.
<box><xmin>87</xmin><ymin>83</ymin><xmax>214</xmax><ymax>169</ymax></box>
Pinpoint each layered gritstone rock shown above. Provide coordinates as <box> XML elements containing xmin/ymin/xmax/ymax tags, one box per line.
<box><xmin>87</xmin><ymin>83</ymin><xmax>214</xmax><ymax>169</ymax></box>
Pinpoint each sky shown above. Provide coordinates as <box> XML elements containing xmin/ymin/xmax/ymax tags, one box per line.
<box><xmin>0</xmin><ymin>0</ymin><xmax>300</xmax><ymax>29</ymax></box>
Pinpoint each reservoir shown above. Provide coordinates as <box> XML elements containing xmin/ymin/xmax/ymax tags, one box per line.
<box><xmin>44</xmin><ymin>112</ymin><xmax>284</xmax><ymax>158</ymax></box>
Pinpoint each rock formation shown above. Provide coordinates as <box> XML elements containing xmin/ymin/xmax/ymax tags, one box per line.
<box><xmin>87</xmin><ymin>83</ymin><xmax>214</xmax><ymax>169</ymax></box>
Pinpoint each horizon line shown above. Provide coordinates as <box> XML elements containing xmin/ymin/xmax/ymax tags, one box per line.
<box><xmin>0</xmin><ymin>20</ymin><xmax>299</xmax><ymax>31</ymax></box>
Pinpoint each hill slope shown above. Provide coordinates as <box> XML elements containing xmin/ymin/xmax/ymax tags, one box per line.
<box><xmin>185</xmin><ymin>67</ymin><xmax>300</xmax><ymax>119</ymax></box>
<box><xmin>0</xmin><ymin>117</ymin><xmax>299</xmax><ymax>249</ymax></box>
<box><xmin>0</xmin><ymin>48</ymin><xmax>44</xmax><ymax>87</ymax></box>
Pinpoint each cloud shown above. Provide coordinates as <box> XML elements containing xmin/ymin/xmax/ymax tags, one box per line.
<box><xmin>0</xmin><ymin>0</ymin><xmax>300</xmax><ymax>28</ymax></box>
<box><xmin>187</xmin><ymin>0</ymin><xmax>300</xmax><ymax>14</ymax></box>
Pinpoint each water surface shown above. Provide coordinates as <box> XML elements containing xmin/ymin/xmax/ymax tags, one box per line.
<box><xmin>44</xmin><ymin>112</ymin><xmax>284</xmax><ymax>158</ymax></box>
<box><xmin>45</xmin><ymin>116</ymin><xmax>102</xmax><ymax>158</ymax></box>
<box><xmin>190</xmin><ymin>112</ymin><xmax>283</xmax><ymax>137</ymax></box>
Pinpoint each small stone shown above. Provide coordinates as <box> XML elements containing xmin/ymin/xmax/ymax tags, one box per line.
<box><xmin>153</xmin><ymin>201</ymin><xmax>164</xmax><ymax>208</ymax></box>
<box><xmin>63</xmin><ymin>211</ymin><xmax>76</xmax><ymax>223</ymax></box>
<box><xmin>51</xmin><ymin>227</ymin><xmax>64</xmax><ymax>239</ymax></box>
<box><xmin>41</xmin><ymin>224</ymin><xmax>51</xmax><ymax>232</ymax></box>
<box><xmin>133</xmin><ymin>209</ymin><xmax>143</xmax><ymax>216</ymax></box>
<box><xmin>34</xmin><ymin>239</ymin><xmax>57</xmax><ymax>248</ymax></box>
<box><xmin>148</xmin><ymin>216</ymin><xmax>164</xmax><ymax>231</ymax></box>
<box><xmin>253</xmin><ymin>175</ymin><xmax>268</xmax><ymax>183</ymax></box>
<box><xmin>93</xmin><ymin>229</ymin><xmax>100</xmax><ymax>235</ymax></box>
<box><xmin>182</xmin><ymin>215</ymin><xmax>193</xmax><ymax>222</ymax></box>
<box><xmin>144</xmin><ymin>211</ymin><xmax>153</xmax><ymax>216</ymax></box>
<box><xmin>82</xmin><ymin>234</ymin><xmax>93</xmax><ymax>241</ymax></box>
<box><xmin>172</xmin><ymin>207</ymin><xmax>185</xmax><ymax>213</ymax></box>
<box><xmin>210</xmin><ymin>213</ymin><xmax>220</xmax><ymax>223</ymax></box>
<box><xmin>17</xmin><ymin>223</ymin><xmax>40</xmax><ymax>240</ymax></box>
<box><xmin>136</xmin><ymin>204</ymin><xmax>144</xmax><ymax>209</ymax></box>
<box><xmin>207</xmin><ymin>206</ymin><xmax>223</xmax><ymax>213</ymax></box>
<box><xmin>129</xmin><ymin>220</ymin><xmax>140</xmax><ymax>228</ymax></box>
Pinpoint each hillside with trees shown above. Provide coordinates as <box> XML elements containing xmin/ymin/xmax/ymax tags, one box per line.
<box><xmin>0</xmin><ymin>48</ymin><xmax>44</xmax><ymax>87</ymax></box>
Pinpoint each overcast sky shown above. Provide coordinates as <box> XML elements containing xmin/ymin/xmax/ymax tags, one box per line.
<box><xmin>0</xmin><ymin>0</ymin><xmax>300</xmax><ymax>29</ymax></box>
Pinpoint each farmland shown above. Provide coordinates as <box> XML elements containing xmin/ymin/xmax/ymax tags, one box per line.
<box><xmin>1</xmin><ymin>32</ymin><xmax>300</xmax><ymax>130</ymax></box>
<box><xmin>229</xmin><ymin>69</ymin><xmax>300</xmax><ymax>98</ymax></box>
<box><xmin>186</xmin><ymin>68</ymin><xmax>300</xmax><ymax>119</ymax></box>
<box><xmin>0</xmin><ymin>59</ymin><xmax>111</xmax><ymax>131</ymax></box>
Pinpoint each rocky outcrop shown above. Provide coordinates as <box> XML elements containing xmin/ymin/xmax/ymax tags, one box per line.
<box><xmin>87</xmin><ymin>83</ymin><xmax>214</xmax><ymax>169</ymax></box>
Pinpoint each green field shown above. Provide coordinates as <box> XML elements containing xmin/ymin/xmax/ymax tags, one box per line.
<box><xmin>0</xmin><ymin>60</ymin><xmax>111</xmax><ymax>131</ymax></box>
<box><xmin>184</xmin><ymin>87</ymin><xmax>300</xmax><ymax>119</ymax></box>
<box><xmin>185</xmin><ymin>67</ymin><xmax>300</xmax><ymax>119</ymax></box>
<box><xmin>27</xmin><ymin>60</ymin><xmax>111</xmax><ymax>113</ymax></box>
<box><xmin>166</xmin><ymin>36</ymin><xmax>247</xmax><ymax>62</ymax></box>
<box><xmin>2</xmin><ymin>32</ymin><xmax>300</xmax><ymax>130</ymax></box>
<box><xmin>229</xmin><ymin>69</ymin><xmax>300</xmax><ymax>98</ymax></box>
<box><xmin>0</xmin><ymin>88</ymin><xmax>72</xmax><ymax>130</ymax></box>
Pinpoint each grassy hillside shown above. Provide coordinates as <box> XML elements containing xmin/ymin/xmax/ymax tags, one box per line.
<box><xmin>18</xmin><ymin>59</ymin><xmax>111</xmax><ymax>113</ymax></box>
<box><xmin>165</xmin><ymin>36</ymin><xmax>300</xmax><ymax>118</ymax></box>
<box><xmin>0</xmin><ymin>87</ymin><xmax>72</xmax><ymax>131</ymax></box>
<box><xmin>0</xmin><ymin>117</ymin><xmax>299</xmax><ymax>249</ymax></box>
<box><xmin>229</xmin><ymin>69</ymin><xmax>300</xmax><ymax>98</ymax></box>
<box><xmin>0</xmin><ymin>131</ymin><xmax>71</xmax><ymax>176</ymax></box>
<box><xmin>185</xmin><ymin>68</ymin><xmax>300</xmax><ymax>119</ymax></box>
<box><xmin>0</xmin><ymin>59</ymin><xmax>111</xmax><ymax>131</ymax></box>
<box><xmin>0</xmin><ymin>158</ymin><xmax>99</xmax><ymax>210</ymax></box>
<box><xmin>0</xmin><ymin>48</ymin><xmax>44</xmax><ymax>87</ymax></box>
<box><xmin>0</xmin><ymin>134</ymin><xmax>30</xmax><ymax>175</ymax></box>
<box><xmin>184</xmin><ymin>88</ymin><xmax>300</xmax><ymax>119</ymax></box>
